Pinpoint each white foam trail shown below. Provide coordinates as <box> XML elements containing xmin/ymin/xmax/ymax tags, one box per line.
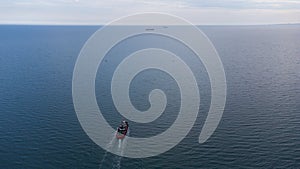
<box><xmin>120</xmin><ymin>129</ymin><xmax>129</xmax><ymax>156</ymax></box>
<box><xmin>114</xmin><ymin>129</ymin><xmax>129</xmax><ymax>169</ymax></box>
<box><xmin>99</xmin><ymin>132</ymin><xmax>116</xmax><ymax>169</ymax></box>
<box><xmin>99</xmin><ymin>130</ymin><xmax>130</xmax><ymax>169</ymax></box>
<box><xmin>118</xmin><ymin>139</ymin><xmax>121</xmax><ymax>149</ymax></box>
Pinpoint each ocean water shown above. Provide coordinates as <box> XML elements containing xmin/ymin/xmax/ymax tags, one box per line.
<box><xmin>0</xmin><ymin>25</ymin><xmax>300</xmax><ymax>168</ymax></box>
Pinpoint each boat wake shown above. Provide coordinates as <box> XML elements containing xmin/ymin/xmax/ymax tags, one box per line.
<box><xmin>99</xmin><ymin>130</ymin><xmax>129</xmax><ymax>169</ymax></box>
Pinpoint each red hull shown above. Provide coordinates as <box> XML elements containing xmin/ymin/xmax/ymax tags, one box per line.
<box><xmin>116</xmin><ymin>126</ymin><xmax>128</xmax><ymax>139</ymax></box>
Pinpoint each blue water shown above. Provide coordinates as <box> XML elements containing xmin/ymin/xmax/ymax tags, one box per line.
<box><xmin>0</xmin><ymin>25</ymin><xmax>300</xmax><ymax>168</ymax></box>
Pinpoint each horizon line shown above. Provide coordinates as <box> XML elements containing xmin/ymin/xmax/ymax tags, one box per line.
<box><xmin>1</xmin><ymin>22</ymin><xmax>300</xmax><ymax>26</ymax></box>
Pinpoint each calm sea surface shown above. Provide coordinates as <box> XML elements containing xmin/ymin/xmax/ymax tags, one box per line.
<box><xmin>0</xmin><ymin>25</ymin><xmax>299</xmax><ymax>168</ymax></box>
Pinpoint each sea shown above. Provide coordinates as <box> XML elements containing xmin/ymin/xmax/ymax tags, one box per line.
<box><xmin>0</xmin><ymin>24</ymin><xmax>299</xmax><ymax>168</ymax></box>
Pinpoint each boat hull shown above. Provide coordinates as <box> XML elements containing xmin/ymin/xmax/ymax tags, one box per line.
<box><xmin>116</xmin><ymin>126</ymin><xmax>128</xmax><ymax>139</ymax></box>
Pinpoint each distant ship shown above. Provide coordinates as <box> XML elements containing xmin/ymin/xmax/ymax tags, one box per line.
<box><xmin>116</xmin><ymin>120</ymin><xmax>129</xmax><ymax>139</ymax></box>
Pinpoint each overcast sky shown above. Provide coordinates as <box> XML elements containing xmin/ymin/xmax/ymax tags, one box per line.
<box><xmin>0</xmin><ymin>0</ymin><xmax>300</xmax><ymax>25</ymax></box>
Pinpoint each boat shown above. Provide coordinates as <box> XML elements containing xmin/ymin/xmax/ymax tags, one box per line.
<box><xmin>116</xmin><ymin>120</ymin><xmax>129</xmax><ymax>139</ymax></box>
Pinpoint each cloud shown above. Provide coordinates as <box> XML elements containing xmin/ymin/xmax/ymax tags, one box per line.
<box><xmin>184</xmin><ymin>0</ymin><xmax>300</xmax><ymax>9</ymax></box>
<box><xmin>0</xmin><ymin>0</ymin><xmax>299</xmax><ymax>25</ymax></box>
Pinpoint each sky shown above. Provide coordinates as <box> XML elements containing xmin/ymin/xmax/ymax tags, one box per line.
<box><xmin>0</xmin><ymin>0</ymin><xmax>300</xmax><ymax>25</ymax></box>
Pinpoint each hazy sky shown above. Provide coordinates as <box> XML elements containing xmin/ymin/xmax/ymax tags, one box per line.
<box><xmin>0</xmin><ymin>0</ymin><xmax>300</xmax><ymax>25</ymax></box>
